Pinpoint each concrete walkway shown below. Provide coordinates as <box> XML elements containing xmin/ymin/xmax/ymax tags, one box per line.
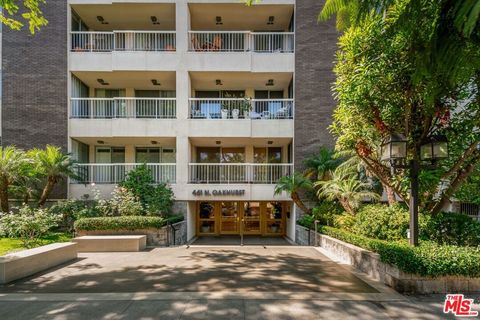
<box><xmin>0</xmin><ymin>245</ymin><xmax>477</xmax><ymax>319</ymax></box>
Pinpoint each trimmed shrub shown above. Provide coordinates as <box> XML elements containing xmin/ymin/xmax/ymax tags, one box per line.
<box><xmin>74</xmin><ymin>215</ymin><xmax>183</xmax><ymax>231</ymax></box>
<box><xmin>334</xmin><ymin>214</ymin><xmax>356</xmax><ymax>232</ymax></box>
<box><xmin>354</xmin><ymin>204</ymin><xmax>409</xmax><ymax>241</ymax></box>
<box><xmin>96</xmin><ymin>187</ymin><xmax>143</xmax><ymax>217</ymax></box>
<box><xmin>312</xmin><ymin>201</ymin><xmax>344</xmax><ymax>226</ymax></box>
<box><xmin>319</xmin><ymin>225</ymin><xmax>480</xmax><ymax>277</ymax></box>
<box><xmin>420</xmin><ymin>212</ymin><xmax>480</xmax><ymax>247</ymax></box>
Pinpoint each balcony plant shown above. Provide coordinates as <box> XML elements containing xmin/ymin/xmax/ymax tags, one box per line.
<box><xmin>240</xmin><ymin>97</ymin><xmax>253</xmax><ymax>119</ymax></box>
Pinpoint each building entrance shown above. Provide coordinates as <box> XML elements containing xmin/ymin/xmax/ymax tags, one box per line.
<box><xmin>197</xmin><ymin>201</ymin><xmax>289</xmax><ymax>236</ymax></box>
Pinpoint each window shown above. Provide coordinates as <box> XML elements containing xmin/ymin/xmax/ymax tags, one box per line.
<box><xmin>221</xmin><ymin>147</ymin><xmax>245</xmax><ymax>163</ymax></box>
<box><xmin>135</xmin><ymin>147</ymin><xmax>176</xmax><ymax>163</ymax></box>
<box><xmin>95</xmin><ymin>89</ymin><xmax>126</xmax><ymax>98</ymax></box>
<box><xmin>254</xmin><ymin>147</ymin><xmax>282</xmax><ymax>163</ymax></box>
<box><xmin>197</xmin><ymin>147</ymin><xmax>221</xmax><ymax>163</ymax></box>
<box><xmin>95</xmin><ymin>147</ymin><xmax>125</xmax><ymax>163</ymax></box>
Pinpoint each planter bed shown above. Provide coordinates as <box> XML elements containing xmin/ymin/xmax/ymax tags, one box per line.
<box><xmin>0</xmin><ymin>242</ymin><xmax>77</xmax><ymax>284</ymax></box>
<box><xmin>295</xmin><ymin>225</ymin><xmax>480</xmax><ymax>294</ymax></box>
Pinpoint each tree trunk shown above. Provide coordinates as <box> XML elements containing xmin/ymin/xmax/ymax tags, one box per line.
<box><xmin>339</xmin><ymin>198</ymin><xmax>354</xmax><ymax>215</ymax></box>
<box><xmin>430</xmin><ymin>162</ymin><xmax>477</xmax><ymax>215</ymax></box>
<box><xmin>0</xmin><ymin>178</ymin><xmax>9</xmax><ymax>213</ymax></box>
<box><xmin>38</xmin><ymin>177</ymin><xmax>56</xmax><ymax>207</ymax></box>
<box><xmin>291</xmin><ymin>192</ymin><xmax>311</xmax><ymax>214</ymax></box>
<box><xmin>384</xmin><ymin>185</ymin><xmax>397</xmax><ymax>205</ymax></box>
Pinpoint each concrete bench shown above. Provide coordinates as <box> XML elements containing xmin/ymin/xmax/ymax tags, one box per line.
<box><xmin>0</xmin><ymin>242</ymin><xmax>78</xmax><ymax>284</ymax></box>
<box><xmin>73</xmin><ymin>235</ymin><xmax>147</xmax><ymax>252</ymax></box>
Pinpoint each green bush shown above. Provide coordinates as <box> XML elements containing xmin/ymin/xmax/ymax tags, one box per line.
<box><xmin>297</xmin><ymin>214</ymin><xmax>316</xmax><ymax>229</ymax></box>
<box><xmin>96</xmin><ymin>187</ymin><xmax>143</xmax><ymax>217</ymax></box>
<box><xmin>49</xmin><ymin>199</ymin><xmax>101</xmax><ymax>232</ymax></box>
<box><xmin>74</xmin><ymin>215</ymin><xmax>183</xmax><ymax>231</ymax></box>
<box><xmin>0</xmin><ymin>205</ymin><xmax>61</xmax><ymax>247</ymax></box>
<box><xmin>312</xmin><ymin>201</ymin><xmax>344</xmax><ymax>226</ymax></box>
<box><xmin>334</xmin><ymin>214</ymin><xmax>356</xmax><ymax>232</ymax></box>
<box><xmin>119</xmin><ymin>165</ymin><xmax>174</xmax><ymax>216</ymax></box>
<box><xmin>420</xmin><ymin>212</ymin><xmax>480</xmax><ymax>246</ymax></box>
<box><xmin>319</xmin><ymin>225</ymin><xmax>480</xmax><ymax>277</ymax></box>
<box><xmin>354</xmin><ymin>204</ymin><xmax>409</xmax><ymax>241</ymax></box>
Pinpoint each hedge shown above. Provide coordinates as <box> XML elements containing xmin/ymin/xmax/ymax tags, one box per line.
<box><xmin>74</xmin><ymin>215</ymin><xmax>183</xmax><ymax>232</ymax></box>
<box><xmin>318</xmin><ymin>225</ymin><xmax>480</xmax><ymax>278</ymax></box>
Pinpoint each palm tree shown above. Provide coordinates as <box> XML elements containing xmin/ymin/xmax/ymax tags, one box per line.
<box><xmin>274</xmin><ymin>173</ymin><xmax>312</xmax><ymax>214</ymax></box>
<box><xmin>303</xmin><ymin>147</ymin><xmax>342</xmax><ymax>181</ymax></box>
<box><xmin>315</xmin><ymin>166</ymin><xmax>379</xmax><ymax>215</ymax></box>
<box><xmin>29</xmin><ymin>145</ymin><xmax>78</xmax><ymax>206</ymax></box>
<box><xmin>0</xmin><ymin>146</ymin><xmax>28</xmax><ymax>212</ymax></box>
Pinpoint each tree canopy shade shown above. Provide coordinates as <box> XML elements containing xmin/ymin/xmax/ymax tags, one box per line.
<box><xmin>326</xmin><ymin>0</ymin><xmax>480</xmax><ymax>214</ymax></box>
<box><xmin>1</xmin><ymin>0</ymin><xmax>48</xmax><ymax>34</ymax></box>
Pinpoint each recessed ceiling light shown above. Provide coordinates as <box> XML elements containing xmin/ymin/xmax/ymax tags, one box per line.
<box><xmin>151</xmin><ymin>79</ymin><xmax>161</xmax><ymax>86</ymax></box>
<box><xmin>268</xmin><ymin>140</ymin><xmax>273</xmax><ymax>145</ymax></box>
<box><xmin>97</xmin><ymin>140</ymin><xmax>105</xmax><ymax>144</ymax></box>
<box><xmin>216</xmin><ymin>16</ymin><xmax>223</xmax><ymax>25</ymax></box>
<box><xmin>151</xmin><ymin>140</ymin><xmax>158</xmax><ymax>145</ymax></box>
<box><xmin>267</xmin><ymin>16</ymin><xmax>275</xmax><ymax>25</ymax></box>
<box><xmin>150</xmin><ymin>16</ymin><xmax>160</xmax><ymax>25</ymax></box>
<box><xmin>96</xmin><ymin>16</ymin><xmax>109</xmax><ymax>25</ymax></box>
<box><xmin>266</xmin><ymin>79</ymin><xmax>274</xmax><ymax>86</ymax></box>
<box><xmin>216</xmin><ymin>140</ymin><xmax>221</xmax><ymax>145</ymax></box>
<box><xmin>215</xmin><ymin>79</ymin><xmax>223</xmax><ymax>86</ymax></box>
<box><xmin>97</xmin><ymin>79</ymin><xmax>109</xmax><ymax>86</ymax></box>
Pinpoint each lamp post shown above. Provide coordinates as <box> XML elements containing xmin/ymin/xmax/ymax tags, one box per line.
<box><xmin>381</xmin><ymin>134</ymin><xmax>448</xmax><ymax>246</ymax></box>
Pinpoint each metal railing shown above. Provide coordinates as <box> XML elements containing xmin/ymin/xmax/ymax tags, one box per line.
<box><xmin>188</xmin><ymin>163</ymin><xmax>293</xmax><ymax>184</ymax></box>
<box><xmin>70</xmin><ymin>98</ymin><xmax>176</xmax><ymax>119</ymax></box>
<box><xmin>188</xmin><ymin>31</ymin><xmax>294</xmax><ymax>53</ymax></box>
<box><xmin>189</xmin><ymin>98</ymin><xmax>293</xmax><ymax>119</ymax></box>
<box><xmin>72</xmin><ymin>163</ymin><xmax>176</xmax><ymax>184</ymax></box>
<box><xmin>71</xmin><ymin>31</ymin><xmax>176</xmax><ymax>52</ymax></box>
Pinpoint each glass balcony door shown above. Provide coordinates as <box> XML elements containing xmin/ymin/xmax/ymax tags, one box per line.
<box><xmin>94</xmin><ymin>147</ymin><xmax>126</xmax><ymax>183</ymax></box>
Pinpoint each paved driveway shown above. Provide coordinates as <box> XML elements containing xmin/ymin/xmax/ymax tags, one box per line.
<box><xmin>0</xmin><ymin>245</ymin><xmax>474</xmax><ymax>319</ymax></box>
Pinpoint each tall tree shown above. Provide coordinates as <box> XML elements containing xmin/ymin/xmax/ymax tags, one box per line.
<box><xmin>1</xmin><ymin>0</ymin><xmax>48</xmax><ymax>33</ymax></box>
<box><xmin>303</xmin><ymin>147</ymin><xmax>342</xmax><ymax>181</ymax></box>
<box><xmin>0</xmin><ymin>146</ymin><xmax>28</xmax><ymax>212</ymax></box>
<box><xmin>325</xmin><ymin>0</ymin><xmax>480</xmax><ymax>214</ymax></box>
<box><xmin>29</xmin><ymin>145</ymin><xmax>77</xmax><ymax>206</ymax></box>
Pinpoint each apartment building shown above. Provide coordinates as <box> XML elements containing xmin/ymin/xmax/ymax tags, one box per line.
<box><xmin>1</xmin><ymin>0</ymin><xmax>337</xmax><ymax>241</ymax></box>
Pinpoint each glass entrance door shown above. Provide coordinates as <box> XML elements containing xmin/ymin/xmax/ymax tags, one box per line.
<box><xmin>243</xmin><ymin>202</ymin><xmax>262</xmax><ymax>234</ymax></box>
<box><xmin>220</xmin><ymin>202</ymin><xmax>240</xmax><ymax>234</ymax></box>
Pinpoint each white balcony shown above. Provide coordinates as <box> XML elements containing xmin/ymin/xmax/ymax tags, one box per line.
<box><xmin>71</xmin><ymin>31</ymin><xmax>176</xmax><ymax>52</ymax></box>
<box><xmin>188</xmin><ymin>163</ymin><xmax>292</xmax><ymax>184</ymax></box>
<box><xmin>72</xmin><ymin>163</ymin><xmax>176</xmax><ymax>184</ymax></box>
<box><xmin>189</xmin><ymin>98</ymin><xmax>293</xmax><ymax>120</ymax></box>
<box><xmin>70</xmin><ymin>98</ymin><xmax>176</xmax><ymax>119</ymax></box>
<box><xmin>188</xmin><ymin>32</ymin><xmax>294</xmax><ymax>53</ymax></box>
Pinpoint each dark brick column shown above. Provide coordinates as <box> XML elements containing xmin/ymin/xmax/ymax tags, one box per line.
<box><xmin>2</xmin><ymin>0</ymin><xmax>68</xmax><ymax>151</ymax></box>
<box><xmin>2</xmin><ymin>0</ymin><xmax>68</xmax><ymax>198</ymax></box>
<box><xmin>294</xmin><ymin>0</ymin><xmax>338</xmax><ymax>170</ymax></box>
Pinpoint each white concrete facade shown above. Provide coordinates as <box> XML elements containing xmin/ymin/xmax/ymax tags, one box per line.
<box><xmin>67</xmin><ymin>0</ymin><xmax>297</xmax><ymax>240</ymax></box>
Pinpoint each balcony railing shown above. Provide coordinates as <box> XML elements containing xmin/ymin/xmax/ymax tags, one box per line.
<box><xmin>188</xmin><ymin>31</ymin><xmax>294</xmax><ymax>53</ymax></box>
<box><xmin>188</xmin><ymin>163</ymin><xmax>293</xmax><ymax>184</ymax></box>
<box><xmin>189</xmin><ymin>99</ymin><xmax>293</xmax><ymax>119</ymax></box>
<box><xmin>70</xmin><ymin>98</ymin><xmax>176</xmax><ymax>119</ymax></box>
<box><xmin>72</xmin><ymin>163</ymin><xmax>176</xmax><ymax>184</ymax></box>
<box><xmin>71</xmin><ymin>31</ymin><xmax>176</xmax><ymax>52</ymax></box>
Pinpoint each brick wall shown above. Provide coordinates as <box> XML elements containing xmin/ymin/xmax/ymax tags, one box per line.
<box><xmin>294</xmin><ymin>0</ymin><xmax>339</xmax><ymax>170</ymax></box>
<box><xmin>2</xmin><ymin>0</ymin><xmax>68</xmax><ymax>151</ymax></box>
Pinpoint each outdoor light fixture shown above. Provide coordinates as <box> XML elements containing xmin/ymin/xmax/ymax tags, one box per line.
<box><xmin>420</xmin><ymin>135</ymin><xmax>449</xmax><ymax>161</ymax></box>
<box><xmin>267</xmin><ymin>140</ymin><xmax>273</xmax><ymax>145</ymax></box>
<box><xmin>150</xmin><ymin>16</ymin><xmax>160</xmax><ymax>25</ymax></box>
<box><xmin>215</xmin><ymin>79</ymin><xmax>223</xmax><ymax>86</ymax></box>
<box><xmin>151</xmin><ymin>79</ymin><xmax>161</xmax><ymax>86</ymax></box>
<box><xmin>97</xmin><ymin>79</ymin><xmax>109</xmax><ymax>86</ymax></box>
<box><xmin>151</xmin><ymin>140</ymin><xmax>158</xmax><ymax>145</ymax></box>
<box><xmin>267</xmin><ymin>16</ymin><xmax>275</xmax><ymax>25</ymax></box>
<box><xmin>380</xmin><ymin>131</ymin><xmax>449</xmax><ymax>247</ymax></box>
<box><xmin>380</xmin><ymin>133</ymin><xmax>407</xmax><ymax>165</ymax></box>
<box><xmin>96</xmin><ymin>16</ymin><xmax>108</xmax><ymax>25</ymax></box>
<box><xmin>216</xmin><ymin>140</ymin><xmax>221</xmax><ymax>145</ymax></box>
<box><xmin>266</xmin><ymin>79</ymin><xmax>274</xmax><ymax>86</ymax></box>
<box><xmin>97</xmin><ymin>140</ymin><xmax>105</xmax><ymax>144</ymax></box>
<box><xmin>216</xmin><ymin>16</ymin><xmax>223</xmax><ymax>25</ymax></box>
